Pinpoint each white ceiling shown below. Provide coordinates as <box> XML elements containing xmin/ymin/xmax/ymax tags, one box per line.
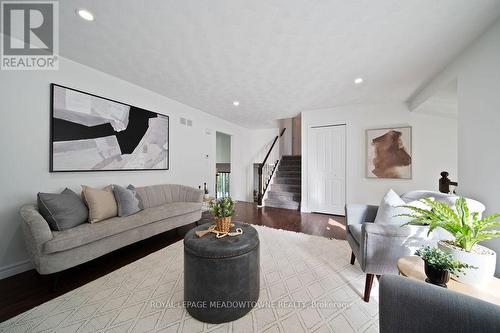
<box><xmin>59</xmin><ymin>0</ymin><xmax>500</xmax><ymax>128</ymax></box>
<box><xmin>414</xmin><ymin>79</ymin><xmax>457</xmax><ymax>118</ymax></box>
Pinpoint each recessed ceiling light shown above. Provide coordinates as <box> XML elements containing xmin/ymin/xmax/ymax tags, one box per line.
<box><xmin>354</xmin><ymin>77</ymin><xmax>364</xmax><ymax>85</ymax></box>
<box><xmin>77</xmin><ymin>9</ymin><xmax>94</xmax><ymax>21</ymax></box>
<box><xmin>233</xmin><ymin>101</ymin><xmax>240</xmax><ymax>106</ymax></box>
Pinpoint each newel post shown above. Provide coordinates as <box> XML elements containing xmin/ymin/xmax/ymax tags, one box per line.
<box><xmin>257</xmin><ymin>164</ymin><xmax>263</xmax><ymax>206</ymax></box>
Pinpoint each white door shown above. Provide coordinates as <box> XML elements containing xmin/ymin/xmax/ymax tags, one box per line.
<box><xmin>308</xmin><ymin>125</ymin><xmax>346</xmax><ymax>215</ymax></box>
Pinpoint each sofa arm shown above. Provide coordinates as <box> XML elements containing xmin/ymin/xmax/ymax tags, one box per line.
<box><xmin>19</xmin><ymin>204</ymin><xmax>53</xmax><ymax>270</ymax></box>
<box><xmin>345</xmin><ymin>204</ymin><xmax>378</xmax><ymax>225</ymax></box>
<box><xmin>379</xmin><ymin>275</ymin><xmax>500</xmax><ymax>333</ymax></box>
<box><xmin>181</xmin><ymin>186</ymin><xmax>203</xmax><ymax>203</ymax></box>
<box><xmin>359</xmin><ymin>223</ymin><xmax>450</xmax><ymax>274</ymax></box>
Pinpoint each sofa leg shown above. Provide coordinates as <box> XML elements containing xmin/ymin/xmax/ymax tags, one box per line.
<box><xmin>51</xmin><ymin>272</ymin><xmax>60</xmax><ymax>292</ymax></box>
<box><xmin>364</xmin><ymin>274</ymin><xmax>374</xmax><ymax>302</ymax></box>
<box><xmin>350</xmin><ymin>252</ymin><xmax>355</xmax><ymax>265</ymax></box>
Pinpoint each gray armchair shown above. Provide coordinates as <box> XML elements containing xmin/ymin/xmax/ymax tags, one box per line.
<box><xmin>345</xmin><ymin>190</ymin><xmax>484</xmax><ymax>302</ymax></box>
<box><xmin>379</xmin><ymin>275</ymin><xmax>500</xmax><ymax>333</ymax></box>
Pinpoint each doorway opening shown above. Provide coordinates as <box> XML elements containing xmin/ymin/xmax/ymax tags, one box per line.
<box><xmin>216</xmin><ymin>132</ymin><xmax>231</xmax><ymax>198</ymax></box>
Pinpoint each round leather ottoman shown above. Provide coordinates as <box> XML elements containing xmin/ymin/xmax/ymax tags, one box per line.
<box><xmin>184</xmin><ymin>222</ymin><xmax>260</xmax><ymax>323</ymax></box>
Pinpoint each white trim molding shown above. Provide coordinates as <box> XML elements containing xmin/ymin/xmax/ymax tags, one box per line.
<box><xmin>0</xmin><ymin>260</ymin><xmax>33</xmax><ymax>280</ymax></box>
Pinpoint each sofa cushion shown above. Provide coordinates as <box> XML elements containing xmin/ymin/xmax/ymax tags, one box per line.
<box><xmin>349</xmin><ymin>224</ymin><xmax>363</xmax><ymax>244</ymax></box>
<box><xmin>82</xmin><ymin>185</ymin><xmax>118</xmax><ymax>223</ymax></box>
<box><xmin>44</xmin><ymin>202</ymin><xmax>201</xmax><ymax>254</ymax></box>
<box><xmin>37</xmin><ymin>188</ymin><xmax>88</xmax><ymax>231</ymax></box>
<box><xmin>113</xmin><ymin>184</ymin><xmax>143</xmax><ymax>217</ymax></box>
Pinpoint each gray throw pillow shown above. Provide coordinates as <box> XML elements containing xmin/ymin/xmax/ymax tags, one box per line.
<box><xmin>112</xmin><ymin>184</ymin><xmax>143</xmax><ymax>217</ymax></box>
<box><xmin>37</xmin><ymin>188</ymin><xmax>89</xmax><ymax>231</ymax></box>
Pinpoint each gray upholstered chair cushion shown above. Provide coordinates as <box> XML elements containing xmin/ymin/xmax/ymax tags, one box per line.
<box><xmin>112</xmin><ymin>184</ymin><xmax>143</xmax><ymax>217</ymax></box>
<box><xmin>379</xmin><ymin>275</ymin><xmax>500</xmax><ymax>333</ymax></box>
<box><xmin>37</xmin><ymin>188</ymin><xmax>88</xmax><ymax>231</ymax></box>
<box><xmin>348</xmin><ymin>224</ymin><xmax>363</xmax><ymax>244</ymax></box>
<box><xmin>44</xmin><ymin>201</ymin><xmax>201</xmax><ymax>253</ymax></box>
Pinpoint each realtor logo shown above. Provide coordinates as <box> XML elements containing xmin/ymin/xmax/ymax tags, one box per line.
<box><xmin>1</xmin><ymin>1</ymin><xmax>58</xmax><ymax>70</ymax></box>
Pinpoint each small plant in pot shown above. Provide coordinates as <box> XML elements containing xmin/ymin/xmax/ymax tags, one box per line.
<box><xmin>415</xmin><ymin>246</ymin><xmax>472</xmax><ymax>288</ymax></box>
<box><xmin>401</xmin><ymin>197</ymin><xmax>500</xmax><ymax>285</ymax></box>
<box><xmin>209</xmin><ymin>197</ymin><xmax>235</xmax><ymax>233</ymax></box>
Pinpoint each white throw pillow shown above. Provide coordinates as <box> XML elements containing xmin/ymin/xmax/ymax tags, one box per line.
<box><xmin>374</xmin><ymin>189</ymin><xmax>426</xmax><ymax>225</ymax></box>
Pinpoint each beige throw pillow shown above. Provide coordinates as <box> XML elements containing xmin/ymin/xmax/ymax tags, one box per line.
<box><xmin>81</xmin><ymin>185</ymin><xmax>118</xmax><ymax>223</ymax></box>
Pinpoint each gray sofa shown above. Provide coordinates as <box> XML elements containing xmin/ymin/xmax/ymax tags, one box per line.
<box><xmin>379</xmin><ymin>275</ymin><xmax>500</xmax><ymax>333</ymax></box>
<box><xmin>20</xmin><ymin>184</ymin><xmax>203</xmax><ymax>275</ymax></box>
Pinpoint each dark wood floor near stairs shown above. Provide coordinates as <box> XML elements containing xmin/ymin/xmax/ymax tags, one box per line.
<box><xmin>0</xmin><ymin>202</ymin><xmax>346</xmax><ymax>322</ymax></box>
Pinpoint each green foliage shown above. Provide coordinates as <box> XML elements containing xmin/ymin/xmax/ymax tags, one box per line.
<box><xmin>400</xmin><ymin>197</ymin><xmax>500</xmax><ymax>252</ymax></box>
<box><xmin>416</xmin><ymin>246</ymin><xmax>472</xmax><ymax>273</ymax></box>
<box><xmin>209</xmin><ymin>197</ymin><xmax>235</xmax><ymax>218</ymax></box>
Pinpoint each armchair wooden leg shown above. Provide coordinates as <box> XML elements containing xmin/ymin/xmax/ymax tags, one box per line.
<box><xmin>364</xmin><ymin>274</ymin><xmax>374</xmax><ymax>302</ymax></box>
<box><xmin>51</xmin><ymin>272</ymin><xmax>60</xmax><ymax>292</ymax></box>
<box><xmin>350</xmin><ymin>251</ymin><xmax>356</xmax><ymax>265</ymax></box>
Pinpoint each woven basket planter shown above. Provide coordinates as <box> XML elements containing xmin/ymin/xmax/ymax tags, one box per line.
<box><xmin>215</xmin><ymin>216</ymin><xmax>232</xmax><ymax>233</ymax></box>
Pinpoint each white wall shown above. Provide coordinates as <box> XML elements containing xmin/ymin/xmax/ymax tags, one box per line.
<box><xmin>301</xmin><ymin>102</ymin><xmax>458</xmax><ymax>211</ymax></box>
<box><xmin>0</xmin><ymin>57</ymin><xmax>277</xmax><ymax>278</ymax></box>
<box><xmin>216</xmin><ymin>132</ymin><xmax>231</xmax><ymax>163</ymax></box>
<box><xmin>407</xmin><ymin>18</ymin><xmax>500</xmax><ymax>276</ymax></box>
<box><xmin>457</xmin><ymin>20</ymin><xmax>500</xmax><ymax>215</ymax></box>
<box><xmin>279</xmin><ymin>118</ymin><xmax>293</xmax><ymax>157</ymax></box>
<box><xmin>292</xmin><ymin>115</ymin><xmax>302</xmax><ymax>156</ymax></box>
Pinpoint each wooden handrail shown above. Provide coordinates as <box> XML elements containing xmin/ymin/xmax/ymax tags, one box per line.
<box><xmin>258</xmin><ymin>127</ymin><xmax>286</xmax><ymax>172</ymax></box>
<box><xmin>257</xmin><ymin>128</ymin><xmax>286</xmax><ymax>205</ymax></box>
<box><xmin>279</xmin><ymin>127</ymin><xmax>286</xmax><ymax>137</ymax></box>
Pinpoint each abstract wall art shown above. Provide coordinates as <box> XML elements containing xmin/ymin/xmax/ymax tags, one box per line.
<box><xmin>366</xmin><ymin>126</ymin><xmax>411</xmax><ymax>179</ymax></box>
<box><xmin>50</xmin><ymin>84</ymin><xmax>169</xmax><ymax>172</ymax></box>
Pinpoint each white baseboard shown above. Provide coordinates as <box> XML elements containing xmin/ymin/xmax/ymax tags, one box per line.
<box><xmin>0</xmin><ymin>260</ymin><xmax>33</xmax><ymax>280</ymax></box>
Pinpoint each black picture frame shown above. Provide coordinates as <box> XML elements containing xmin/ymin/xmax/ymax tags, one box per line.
<box><xmin>50</xmin><ymin>83</ymin><xmax>169</xmax><ymax>172</ymax></box>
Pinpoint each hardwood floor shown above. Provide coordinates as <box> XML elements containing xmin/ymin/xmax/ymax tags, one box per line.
<box><xmin>0</xmin><ymin>202</ymin><xmax>346</xmax><ymax>322</ymax></box>
<box><xmin>233</xmin><ymin>202</ymin><xmax>346</xmax><ymax>240</ymax></box>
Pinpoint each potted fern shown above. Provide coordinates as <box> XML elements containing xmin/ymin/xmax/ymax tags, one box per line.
<box><xmin>209</xmin><ymin>197</ymin><xmax>235</xmax><ymax>233</ymax></box>
<box><xmin>415</xmin><ymin>246</ymin><xmax>471</xmax><ymax>287</ymax></box>
<box><xmin>401</xmin><ymin>197</ymin><xmax>500</xmax><ymax>285</ymax></box>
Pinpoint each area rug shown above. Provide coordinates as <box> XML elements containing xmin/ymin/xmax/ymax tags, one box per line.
<box><xmin>0</xmin><ymin>225</ymin><xmax>379</xmax><ymax>333</ymax></box>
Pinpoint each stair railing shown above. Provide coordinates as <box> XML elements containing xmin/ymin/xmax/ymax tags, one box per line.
<box><xmin>257</xmin><ymin>128</ymin><xmax>286</xmax><ymax>206</ymax></box>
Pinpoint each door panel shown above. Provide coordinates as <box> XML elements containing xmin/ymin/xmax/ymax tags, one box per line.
<box><xmin>308</xmin><ymin>125</ymin><xmax>346</xmax><ymax>215</ymax></box>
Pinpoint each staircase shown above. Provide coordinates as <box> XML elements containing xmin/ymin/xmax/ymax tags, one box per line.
<box><xmin>264</xmin><ymin>155</ymin><xmax>301</xmax><ymax>210</ymax></box>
